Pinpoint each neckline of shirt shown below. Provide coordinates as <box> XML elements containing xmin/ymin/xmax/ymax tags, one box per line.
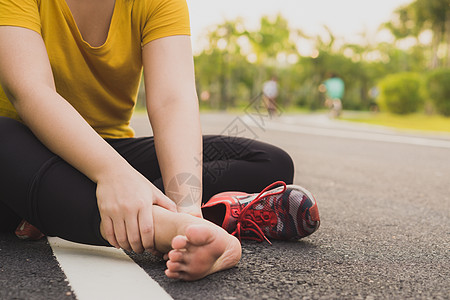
<box><xmin>58</xmin><ymin>0</ymin><xmax>120</xmax><ymax>52</ymax></box>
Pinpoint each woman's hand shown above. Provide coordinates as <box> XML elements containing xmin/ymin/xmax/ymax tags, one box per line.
<box><xmin>97</xmin><ymin>168</ymin><xmax>177</xmax><ymax>253</ymax></box>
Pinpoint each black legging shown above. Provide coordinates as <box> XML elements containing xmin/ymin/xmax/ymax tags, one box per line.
<box><xmin>0</xmin><ymin>116</ymin><xmax>294</xmax><ymax>245</ymax></box>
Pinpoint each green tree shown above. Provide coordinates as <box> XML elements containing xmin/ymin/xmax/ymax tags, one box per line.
<box><xmin>195</xmin><ymin>15</ymin><xmax>299</xmax><ymax>110</ymax></box>
<box><xmin>384</xmin><ymin>0</ymin><xmax>450</xmax><ymax>68</ymax></box>
<box><xmin>192</xmin><ymin>11</ymin><xmax>431</xmax><ymax>113</ymax></box>
<box><xmin>245</xmin><ymin>14</ymin><xmax>298</xmax><ymax>96</ymax></box>
<box><xmin>426</xmin><ymin>68</ymin><xmax>450</xmax><ymax>116</ymax></box>
<box><xmin>246</xmin><ymin>14</ymin><xmax>297</xmax><ymax>64</ymax></box>
<box><xmin>195</xmin><ymin>19</ymin><xmax>253</xmax><ymax>109</ymax></box>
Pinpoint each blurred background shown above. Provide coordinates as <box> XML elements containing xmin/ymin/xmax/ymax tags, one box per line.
<box><xmin>137</xmin><ymin>0</ymin><xmax>450</xmax><ymax>132</ymax></box>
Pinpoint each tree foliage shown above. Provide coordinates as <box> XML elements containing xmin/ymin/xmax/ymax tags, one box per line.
<box><xmin>383</xmin><ymin>0</ymin><xmax>450</xmax><ymax>68</ymax></box>
<box><xmin>426</xmin><ymin>69</ymin><xmax>450</xmax><ymax>116</ymax></box>
<box><xmin>191</xmin><ymin>8</ymin><xmax>449</xmax><ymax>116</ymax></box>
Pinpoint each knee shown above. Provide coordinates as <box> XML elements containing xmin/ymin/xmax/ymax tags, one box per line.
<box><xmin>249</xmin><ymin>140</ymin><xmax>295</xmax><ymax>184</ymax></box>
<box><xmin>270</xmin><ymin>147</ymin><xmax>294</xmax><ymax>184</ymax></box>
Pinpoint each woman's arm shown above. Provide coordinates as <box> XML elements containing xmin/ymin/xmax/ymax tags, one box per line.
<box><xmin>142</xmin><ymin>35</ymin><xmax>203</xmax><ymax>217</ymax></box>
<box><xmin>0</xmin><ymin>26</ymin><xmax>176</xmax><ymax>252</ymax></box>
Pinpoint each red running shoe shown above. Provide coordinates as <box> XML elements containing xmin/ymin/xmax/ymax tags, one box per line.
<box><xmin>202</xmin><ymin>181</ymin><xmax>320</xmax><ymax>244</ymax></box>
<box><xmin>15</xmin><ymin>220</ymin><xmax>45</xmax><ymax>241</ymax></box>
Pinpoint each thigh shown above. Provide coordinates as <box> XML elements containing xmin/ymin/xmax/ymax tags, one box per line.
<box><xmin>33</xmin><ymin>156</ymin><xmax>107</xmax><ymax>245</ymax></box>
<box><xmin>106</xmin><ymin>137</ymin><xmax>162</xmax><ymax>186</ymax></box>
<box><xmin>106</xmin><ymin>135</ymin><xmax>294</xmax><ymax>203</ymax></box>
<box><xmin>0</xmin><ymin>117</ymin><xmax>56</xmax><ymax>221</ymax></box>
<box><xmin>0</xmin><ymin>117</ymin><xmax>107</xmax><ymax>245</ymax></box>
<box><xmin>201</xmin><ymin>135</ymin><xmax>294</xmax><ymax>201</ymax></box>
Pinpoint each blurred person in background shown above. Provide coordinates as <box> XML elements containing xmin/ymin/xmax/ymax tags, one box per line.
<box><xmin>262</xmin><ymin>75</ymin><xmax>279</xmax><ymax>117</ymax></box>
<box><xmin>321</xmin><ymin>73</ymin><xmax>345</xmax><ymax>118</ymax></box>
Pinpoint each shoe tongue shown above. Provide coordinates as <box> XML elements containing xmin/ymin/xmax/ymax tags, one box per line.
<box><xmin>231</xmin><ymin>189</ymin><xmax>280</xmax><ymax>226</ymax></box>
<box><xmin>235</xmin><ymin>186</ymin><xmax>284</xmax><ymax>207</ymax></box>
<box><xmin>234</xmin><ymin>194</ymin><xmax>258</xmax><ymax>207</ymax></box>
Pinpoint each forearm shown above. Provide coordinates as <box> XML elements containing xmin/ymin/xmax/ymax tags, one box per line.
<box><xmin>142</xmin><ymin>35</ymin><xmax>203</xmax><ymax>213</ymax></box>
<box><xmin>149</xmin><ymin>100</ymin><xmax>203</xmax><ymax>209</ymax></box>
<box><xmin>12</xmin><ymin>86</ymin><xmax>131</xmax><ymax>183</ymax></box>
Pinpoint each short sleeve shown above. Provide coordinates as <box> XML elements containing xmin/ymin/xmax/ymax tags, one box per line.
<box><xmin>140</xmin><ymin>0</ymin><xmax>190</xmax><ymax>46</ymax></box>
<box><xmin>0</xmin><ymin>0</ymin><xmax>41</xmax><ymax>35</ymax></box>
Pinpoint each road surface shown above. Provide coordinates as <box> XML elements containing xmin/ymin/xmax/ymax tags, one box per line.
<box><xmin>1</xmin><ymin>112</ymin><xmax>449</xmax><ymax>299</ymax></box>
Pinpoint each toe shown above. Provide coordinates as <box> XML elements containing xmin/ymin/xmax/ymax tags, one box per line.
<box><xmin>166</xmin><ymin>260</ymin><xmax>185</xmax><ymax>272</ymax></box>
<box><xmin>168</xmin><ymin>250</ymin><xmax>185</xmax><ymax>262</ymax></box>
<box><xmin>165</xmin><ymin>269</ymin><xmax>182</xmax><ymax>279</ymax></box>
<box><xmin>171</xmin><ymin>235</ymin><xmax>188</xmax><ymax>250</ymax></box>
<box><xmin>185</xmin><ymin>224</ymin><xmax>216</xmax><ymax>246</ymax></box>
<box><xmin>165</xmin><ymin>270</ymin><xmax>193</xmax><ymax>281</ymax></box>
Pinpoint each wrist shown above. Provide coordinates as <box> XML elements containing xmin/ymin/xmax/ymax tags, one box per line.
<box><xmin>94</xmin><ymin>158</ymin><xmax>136</xmax><ymax>184</ymax></box>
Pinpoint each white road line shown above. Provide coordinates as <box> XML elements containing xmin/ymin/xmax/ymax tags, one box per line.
<box><xmin>242</xmin><ymin>116</ymin><xmax>450</xmax><ymax>149</ymax></box>
<box><xmin>48</xmin><ymin>237</ymin><xmax>172</xmax><ymax>300</ymax></box>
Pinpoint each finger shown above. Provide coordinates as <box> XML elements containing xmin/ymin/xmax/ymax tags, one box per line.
<box><xmin>125</xmin><ymin>217</ymin><xmax>144</xmax><ymax>254</ymax></box>
<box><xmin>113</xmin><ymin>219</ymin><xmax>132</xmax><ymax>252</ymax></box>
<box><xmin>153</xmin><ymin>189</ymin><xmax>177</xmax><ymax>212</ymax></box>
<box><xmin>139</xmin><ymin>206</ymin><xmax>154</xmax><ymax>251</ymax></box>
<box><xmin>101</xmin><ymin>217</ymin><xmax>120</xmax><ymax>248</ymax></box>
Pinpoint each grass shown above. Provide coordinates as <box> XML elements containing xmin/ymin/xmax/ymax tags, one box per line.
<box><xmin>341</xmin><ymin>111</ymin><xmax>450</xmax><ymax>133</ymax></box>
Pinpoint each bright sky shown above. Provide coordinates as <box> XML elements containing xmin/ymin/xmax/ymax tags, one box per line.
<box><xmin>187</xmin><ymin>0</ymin><xmax>413</xmax><ymax>53</ymax></box>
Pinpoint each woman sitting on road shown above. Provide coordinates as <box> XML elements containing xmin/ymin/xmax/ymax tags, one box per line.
<box><xmin>0</xmin><ymin>0</ymin><xmax>320</xmax><ymax>281</ymax></box>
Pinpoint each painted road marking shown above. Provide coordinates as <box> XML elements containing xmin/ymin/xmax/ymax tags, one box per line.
<box><xmin>242</xmin><ymin>115</ymin><xmax>450</xmax><ymax>149</ymax></box>
<box><xmin>48</xmin><ymin>237</ymin><xmax>172</xmax><ymax>300</ymax></box>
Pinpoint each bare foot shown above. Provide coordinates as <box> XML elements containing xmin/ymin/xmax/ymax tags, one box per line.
<box><xmin>100</xmin><ymin>205</ymin><xmax>242</xmax><ymax>280</ymax></box>
<box><xmin>165</xmin><ymin>224</ymin><xmax>242</xmax><ymax>281</ymax></box>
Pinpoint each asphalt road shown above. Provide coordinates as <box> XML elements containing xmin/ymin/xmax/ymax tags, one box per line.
<box><xmin>1</xmin><ymin>112</ymin><xmax>449</xmax><ymax>299</ymax></box>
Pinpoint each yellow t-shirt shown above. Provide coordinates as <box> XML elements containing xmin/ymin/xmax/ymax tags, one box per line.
<box><xmin>0</xmin><ymin>0</ymin><xmax>190</xmax><ymax>138</ymax></box>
